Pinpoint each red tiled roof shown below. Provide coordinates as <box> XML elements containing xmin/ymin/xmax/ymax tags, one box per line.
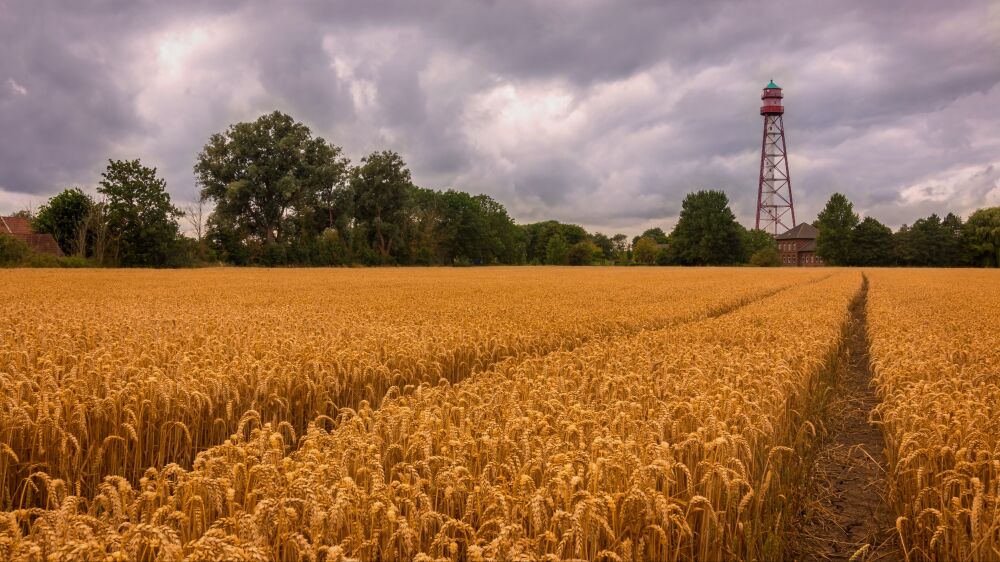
<box><xmin>1</xmin><ymin>216</ymin><xmax>64</xmax><ymax>257</ymax></box>
<box><xmin>1</xmin><ymin>216</ymin><xmax>33</xmax><ymax>236</ymax></box>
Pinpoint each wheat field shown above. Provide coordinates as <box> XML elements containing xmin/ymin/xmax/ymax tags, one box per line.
<box><xmin>1</xmin><ymin>268</ymin><xmax>996</xmax><ymax>561</ymax></box>
<box><xmin>866</xmin><ymin>270</ymin><xmax>1000</xmax><ymax>561</ymax></box>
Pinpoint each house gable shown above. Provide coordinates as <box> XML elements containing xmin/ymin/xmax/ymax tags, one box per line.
<box><xmin>1</xmin><ymin>216</ymin><xmax>65</xmax><ymax>257</ymax></box>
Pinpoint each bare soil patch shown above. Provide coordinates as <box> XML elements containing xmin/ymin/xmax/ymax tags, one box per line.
<box><xmin>795</xmin><ymin>279</ymin><xmax>901</xmax><ymax>562</ymax></box>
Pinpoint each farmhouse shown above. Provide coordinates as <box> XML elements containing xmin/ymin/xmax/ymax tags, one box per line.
<box><xmin>0</xmin><ymin>216</ymin><xmax>64</xmax><ymax>256</ymax></box>
<box><xmin>776</xmin><ymin>223</ymin><xmax>823</xmax><ymax>267</ymax></box>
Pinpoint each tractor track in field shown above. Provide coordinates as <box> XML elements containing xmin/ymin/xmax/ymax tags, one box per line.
<box><xmin>795</xmin><ymin>276</ymin><xmax>901</xmax><ymax>562</ymax></box>
<box><xmin>363</xmin><ymin>272</ymin><xmax>835</xmax><ymax>410</ymax></box>
<box><xmin>159</xmin><ymin>273</ymin><xmax>829</xmax><ymax>459</ymax></box>
<box><xmin>217</xmin><ymin>273</ymin><xmax>836</xmax><ymax>438</ymax></box>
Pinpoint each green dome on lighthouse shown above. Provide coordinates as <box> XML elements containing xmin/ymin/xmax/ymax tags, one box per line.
<box><xmin>766</xmin><ymin>80</ymin><xmax>780</xmax><ymax>89</ymax></box>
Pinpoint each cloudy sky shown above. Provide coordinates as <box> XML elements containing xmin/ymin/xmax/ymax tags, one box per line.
<box><xmin>2</xmin><ymin>0</ymin><xmax>998</xmax><ymax>235</ymax></box>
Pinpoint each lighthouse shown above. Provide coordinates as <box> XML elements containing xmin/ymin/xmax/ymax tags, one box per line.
<box><xmin>755</xmin><ymin>80</ymin><xmax>796</xmax><ymax>235</ymax></box>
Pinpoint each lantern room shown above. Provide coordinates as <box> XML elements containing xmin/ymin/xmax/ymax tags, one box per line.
<box><xmin>760</xmin><ymin>80</ymin><xmax>784</xmax><ymax>115</ymax></box>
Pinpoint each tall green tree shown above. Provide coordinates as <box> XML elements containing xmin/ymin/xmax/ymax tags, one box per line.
<box><xmin>567</xmin><ymin>240</ymin><xmax>601</xmax><ymax>265</ymax></box>
<box><xmin>632</xmin><ymin>227</ymin><xmax>668</xmax><ymax>248</ymax></box>
<box><xmin>632</xmin><ymin>237</ymin><xmax>658</xmax><ymax>264</ymax></box>
<box><xmin>519</xmin><ymin>221</ymin><xmax>588</xmax><ymax>263</ymax></box>
<box><xmin>848</xmin><ymin>216</ymin><xmax>894</xmax><ymax>266</ymax></box>
<box><xmin>668</xmin><ymin>190</ymin><xmax>745</xmax><ymax>265</ymax></box>
<box><xmin>349</xmin><ymin>150</ymin><xmax>414</xmax><ymax>261</ymax></box>
<box><xmin>893</xmin><ymin>224</ymin><xmax>913</xmax><ymax>265</ymax></box>
<box><xmin>401</xmin><ymin>187</ymin><xmax>446</xmax><ymax>264</ymax></box>
<box><xmin>476</xmin><ymin>194</ymin><xmax>523</xmax><ymax>264</ymax></box>
<box><xmin>545</xmin><ymin>233</ymin><xmax>569</xmax><ymax>264</ymax></box>
<box><xmin>195</xmin><ymin>111</ymin><xmax>349</xmax><ymax>258</ymax></box>
<box><xmin>590</xmin><ymin>233</ymin><xmax>613</xmax><ymax>261</ymax></box>
<box><xmin>98</xmin><ymin>159</ymin><xmax>182</xmax><ymax>266</ymax></box>
<box><xmin>941</xmin><ymin>212</ymin><xmax>968</xmax><ymax>266</ymax></box>
<box><xmin>815</xmin><ymin>193</ymin><xmax>859</xmax><ymax>265</ymax></box>
<box><xmin>912</xmin><ymin>214</ymin><xmax>947</xmax><ymax>266</ymax></box>
<box><xmin>610</xmin><ymin>234</ymin><xmax>629</xmax><ymax>261</ymax></box>
<box><xmin>741</xmin><ymin>227</ymin><xmax>777</xmax><ymax>262</ymax></box>
<box><xmin>741</xmin><ymin>226</ymin><xmax>780</xmax><ymax>266</ymax></box>
<box><xmin>896</xmin><ymin>213</ymin><xmax>965</xmax><ymax>266</ymax></box>
<box><xmin>33</xmin><ymin>188</ymin><xmax>94</xmax><ymax>255</ymax></box>
<box><xmin>964</xmin><ymin>207</ymin><xmax>1000</xmax><ymax>267</ymax></box>
<box><xmin>399</xmin><ymin>188</ymin><xmax>522</xmax><ymax>265</ymax></box>
<box><xmin>437</xmin><ymin>190</ymin><xmax>496</xmax><ymax>264</ymax></box>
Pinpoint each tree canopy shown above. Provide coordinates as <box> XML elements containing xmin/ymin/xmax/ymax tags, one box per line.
<box><xmin>33</xmin><ymin>188</ymin><xmax>94</xmax><ymax>255</ymax></box>
<box><xmin>348</xmin><ymin>150</ymin><xmax>413</xmax><ymax>262</ymax></box>
<box><xmin>668</xmin><ymin>190</ymin><xmax>744</xmax><ymax>265</ymax></box>
<box><xmin>632</xmin><ymin>227</ymin><xmax>668</xmax><ymax>248</ymax></box>
<box><xmin>195</xmin><ymin>111</ymin><xmax>349</xmax><ymax>254</ymax></box>
<box><xmin>632</xmin><ymin>237</ymin><xmax>658</xmax><ymax>264</ymax></box>
<box><xmin>741</xmin><ymin>227</ymin><xmax>776</xmax><ymax>261</ymax></box>
<box><xmin>545</xmin><ymin>233</ymin><xmax>570</xmax><ymax>265</ymax></box>
<box><xmin>894</xmin><ymin>213</ymin><xmax>968</xmax><ymax>267</ymax></box>
<box><xmin>815</xmin><ymin>193</ymin><xmax>859</xmax><ymax>265</ymax></box>
<box><xmin>849</xmin><ymin>216</ymin><xmax>894</xmax><ymax>266</ymax></box>
<box><xmin>520</xmin><ymin>221</ymin><xmax>588</xmax><ymax>264</ymax></box>
<box><xmin>964</xmin><ymin>207</ymin><xmax>1000</xmax><ymax>267</ymax></box>
<box><xmin>98</xmin><ymin>159</ymin><xmax>182</xmax><ymax>267</ymax></box>
<box><xmin>18</xmin><ymin>110</ymin><xmax>1000</xmax><ymax>270</ymax></box>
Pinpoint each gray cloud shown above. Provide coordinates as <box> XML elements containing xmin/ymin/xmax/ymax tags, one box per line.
<box><xmin>1</xmin><ymin>0</ymin><xmax>998</xmax><ymax>235</ymax></box>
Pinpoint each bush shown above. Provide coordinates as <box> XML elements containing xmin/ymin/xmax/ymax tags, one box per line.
<box><xmin>655</xmin><ymin>247</ymin><xmax>672</xmax><ymax>265</ymax></box>
<box><xmin>26</xmin><ymin>253</ymin><xmax>100</xmax><ymax>268</ymax></box>
<box><xmin>315</xmin><ymin>229</ymin><xmax>349</xmax><ymax>266</ymax></box>
<box><xmin>0</xmin><ymin>234</ymin><xmax>31</xmax><ymax>266</ymax></box>
<box><xmin>357</xmin><ymin>246</ymin><xmax>385</xmax><ymax>266</ymax></box>
<box><xmin>57</xmin><ymin>256</ymin><xmax>92</xmax><ymax>268</ymax></box>
<box><xmin>750</xmin><ymin>247</ymin><xmax>782</xmax><ymax>267</ymax></box>
<box><xmin>632</xmin><ymin>237</ymin><xmax>658</xmax><ymax>264</ymax></box>
<box><xmin>26</xmin><ymin>253</ymin><xmax>62</xmax><ymax>267</ymax></box>
<box><xmin>260</xmin><ymin>242</ymin><xmax>288</xmax><ymax>266</ymax></box>
<box><xmin>567</xmin><ymin>241</ymin><xmax>600</xmax><ymax>265</ymax></box>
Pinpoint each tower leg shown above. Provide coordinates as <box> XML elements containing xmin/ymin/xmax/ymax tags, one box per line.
<box><xmin>755</xmin><ymin>114</ymin><xmax>795</xmax><ymax>235</ymax></box>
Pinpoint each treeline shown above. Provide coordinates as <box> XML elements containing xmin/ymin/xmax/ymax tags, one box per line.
<box><xmin>3</xmin><ymin>111</ymin><xmax>999</xmax><ymax>268</ymax></box>
<box><xmin>3</xmin><ymin>111</ymin><xmax>770</xmax><ymax>268</ymax></box>
<box><xmin>814</xmin><ymin>193</ymin><xmax>1000</xmax><ymax>267</ymax></box>
<box><xmin>3</xmin><ymin>160</ymin><xmax>186</xmax><ymax>267</ymax></box>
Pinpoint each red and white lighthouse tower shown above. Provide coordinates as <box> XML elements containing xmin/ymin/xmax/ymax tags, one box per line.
<box><xmin>755</xmin><ymin>80</ymin><xmax>795</xmax><ymax>235</ymax></box>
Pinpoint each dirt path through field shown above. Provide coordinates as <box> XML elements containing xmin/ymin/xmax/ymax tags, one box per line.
<box><xmin>797</xmin><ymin>277</ymin><xmax>901</xmax><ymax>562</ymax></box>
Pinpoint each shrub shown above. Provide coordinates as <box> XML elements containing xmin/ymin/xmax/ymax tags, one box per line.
<box><xmin>750</xmin><ymin>247</ymin><xmax>782</xmax><ymax>267</ymax></box>
<box><xmin>567</xmin><ymin>241</ymin><xmax>600</xmax><ymax>265</ymax></box>
<box><xmin>25</xmin><ymin>253</ymin><xmax>62</xmax><ymax>268</ymax></box>
<box><xmin>0</xmin><ymin>234</ymin><xmax>30</xmax><ymax>266</ymax></box>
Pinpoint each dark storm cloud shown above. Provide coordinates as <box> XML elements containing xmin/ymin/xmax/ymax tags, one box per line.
<box><xmin>1</xmin><ymin>0</ymin><xmax>997</xmax><ymax>234</ymax></box>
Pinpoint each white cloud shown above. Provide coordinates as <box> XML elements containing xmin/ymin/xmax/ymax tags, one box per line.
<box><xmin>4</xmin><ymin>78</ymin><xmax>27</xmax><ymax>96</ymax></box>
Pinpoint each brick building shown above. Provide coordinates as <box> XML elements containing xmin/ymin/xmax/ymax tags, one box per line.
<box><xmin>775</xmin><ymin>223</ymin><xmax>823</xmax><ymax>267</ymax></box>
<box><xmin>1</xmin><ymin>216</ymin><xmax>64</xmax><ymax>256</ymax></box>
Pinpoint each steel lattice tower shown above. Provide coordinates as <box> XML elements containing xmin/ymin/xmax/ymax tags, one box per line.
<box><xmin>755</xmin><ymin>80</ymin><xmax>796</xmax><ymax>235</ymax></box>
